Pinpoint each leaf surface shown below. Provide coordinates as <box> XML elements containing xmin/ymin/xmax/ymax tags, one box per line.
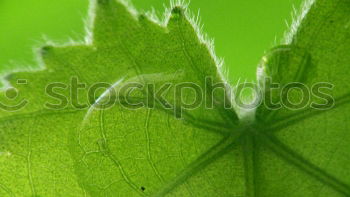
<box><xmin>255</xmin><ymin>0</ymin><xmax>350</xmax><ymax>196</ymax></box>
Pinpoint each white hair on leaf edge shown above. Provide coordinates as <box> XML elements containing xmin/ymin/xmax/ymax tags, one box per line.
<box><xmin>171</xmin><ymin>1</ymin><xmax>230</xmax><ymax>88</ymax></box>
<box><xmin>283</xmin><ymin>0</ymin><xmax>315</xmax><ymax>44</ymax></box>
<box><xmin>1</xmin><ymin>0</ymin><xmax>231</xmax><ymax>99</ymax></box>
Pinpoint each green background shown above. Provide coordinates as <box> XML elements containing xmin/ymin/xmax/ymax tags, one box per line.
<box><xmin>0</xmin><ymin>0</ymin><xmax>303</xmax><ymax>83</ymax></box>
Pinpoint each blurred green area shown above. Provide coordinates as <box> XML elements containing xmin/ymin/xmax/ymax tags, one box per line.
<box><xmin>0</xmin><ymin>0</ymin><xmax>303</xmax><ymax>83</ymax></box>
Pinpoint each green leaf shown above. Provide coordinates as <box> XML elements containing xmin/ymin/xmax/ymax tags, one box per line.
<box><xmin>254</xmin><ymin>0</ymin><xmax>350</xmax><ymax>196</ymax></box>
<box><xmin>0</xmin><ymin>0</ymin><xmax>350</xmax><ymax>196</ymax></box>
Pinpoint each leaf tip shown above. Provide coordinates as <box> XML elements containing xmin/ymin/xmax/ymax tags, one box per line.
<box><xmin>40</xmin><ymin>46</ymin><xmax>54</xmax><ymax>57</ymax></box>
<box><xmin>138</xmin><ymin>13</ymin><xmax>147</xmax><ymax>21</ymax></box>
<box><xmin>170</xmin><ymin>6</ymin><xmax>185</xmax><ymax>19</ymax></box>
<box><xmin>97</xmin><ymin>0</ymin><xmax>110</xmax><ymax>5</ymax></box>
